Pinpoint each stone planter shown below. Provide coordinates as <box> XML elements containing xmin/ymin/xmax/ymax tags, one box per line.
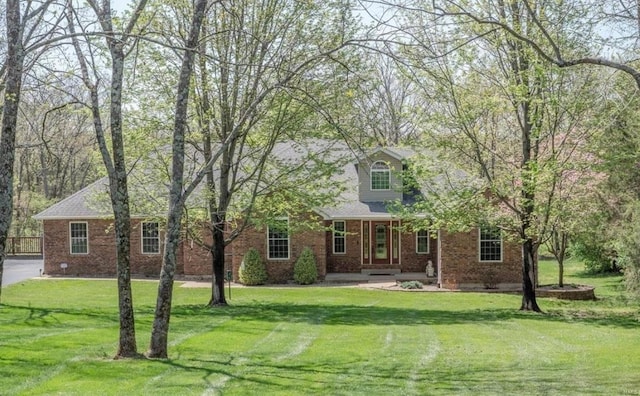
<box><xmin>536</xmin><ymin>285</ymin><xmax>596</xmax><ymax>300</ymax></box>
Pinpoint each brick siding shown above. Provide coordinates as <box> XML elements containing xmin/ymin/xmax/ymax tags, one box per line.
<box><xmin>439</xmin><ymin>229</ymin><xmax>521</xmax><ymax>289</ymax></box>
<box><xmin>326</xmin><ymin>220</ymin><xmax>361</xmax><ymax>273</ymax></box>
<box><xmin>42</xmin><ymin>218</ymin><xmax>525</xmax><ymax>289</ymax></box>
<box><xmin>399</xmin><ymin>228</ymin><xmax>438</xmax><ymax>273</ymax></box>
<box><xmin>231</xmin><ymin>220</ymin><xmax>327</xmax><ymax>283</ymax></box>
<box><xmin>42</xmin><ymin>219</ymin><xmax>169</xmax><ymax>277</ymax></box>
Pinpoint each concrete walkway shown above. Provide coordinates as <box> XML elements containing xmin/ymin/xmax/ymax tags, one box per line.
<box><xmin>3</xmin><ymin>264</ymin><xmax>442</xmax><ymax>292</ymax></box>
<box><xmin>180</xmin><ymin>277</ymin><xmax>443</xmax><ymax>291</ymax></box>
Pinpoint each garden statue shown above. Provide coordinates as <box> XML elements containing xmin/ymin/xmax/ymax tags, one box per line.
<box><xmin>426</xmin><ymin>260</ymin><xmax>435</xmax><ymax>277</ymax></box>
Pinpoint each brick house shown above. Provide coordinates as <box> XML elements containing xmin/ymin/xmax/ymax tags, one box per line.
<box><xmin>34</xmin><ymin>142</ymin><xmax>524</xmax><ymax>289</ymax></box>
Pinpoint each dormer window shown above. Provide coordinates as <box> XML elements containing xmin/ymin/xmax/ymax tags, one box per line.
<box><xmin>370</xmin><ymin>161</ymin><xmax>390</xmax><ymax>190</ymax></box>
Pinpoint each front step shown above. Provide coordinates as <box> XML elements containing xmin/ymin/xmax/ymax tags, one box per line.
<box><xmin>361</xmin><ymin>268</ymin><xmax>401</xmax><ymax>275</ymax></box>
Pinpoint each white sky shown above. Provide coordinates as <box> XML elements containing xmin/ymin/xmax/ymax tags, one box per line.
<box><xmin>111</xmin><ymin>0</ymin><xmax>131</xmax><ymax>13</ymax></box>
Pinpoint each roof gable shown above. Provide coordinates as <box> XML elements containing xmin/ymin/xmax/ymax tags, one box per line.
<box><xmin>33</xmin><ymin>178</ymin><xmax>111</xmax><ymax>220</ymax></box>
<box><xmin>355</xmin><ymin>146</ymin><xmax>415</xmax><ymax>163</ymax></box>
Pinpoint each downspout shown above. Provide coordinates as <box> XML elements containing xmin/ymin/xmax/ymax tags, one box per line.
<box><xmin>398</xmin><ymin>220</ymin><xmax>402</xmax><ymax>268</ymax></box>
<box><xmin>437</xmin><ymin>229</ymin><xmax>442</xmax><ymax>288</ymax></box>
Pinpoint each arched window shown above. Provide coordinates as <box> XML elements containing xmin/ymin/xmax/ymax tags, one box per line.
<box><xmin>370</xmin><ymin>161</ymin><xmax>390</xmax><ymax>190</ymax></box>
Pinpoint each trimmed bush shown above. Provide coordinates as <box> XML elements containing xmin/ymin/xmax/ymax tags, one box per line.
<box><xmin>294</xmin><ymin>247</ymin><xmax>318</xmax><ymax>285</ymax></box>
<box><xmin>239</xmin><ymin>248</ymin><xmax>268</xmax><ymax>285</ymax></box>
<box><xmin>400</xmin><ymin>281</ymin><xmax>423</xmax><ymax>290</ymax></box>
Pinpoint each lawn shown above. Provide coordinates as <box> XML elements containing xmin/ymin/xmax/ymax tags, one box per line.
<box><xmin>1</xmin><ymin>261</ymin><xmax>639</xmax><ymax>395</ymax></box>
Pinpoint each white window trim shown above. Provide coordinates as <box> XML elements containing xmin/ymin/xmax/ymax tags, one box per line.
<box><xmin>478</xmin><ymin>227</ymin><xmax>503</xmax><ymax>262</ymax></box>
<box><xmin>333</xmin><ymin>220</ymin><xmax>346</xmax><ymax>254</ymax></box>
<box><xmin>267</xmin><ymin>217</ymin><xmax>290</xmax><ymax>260</ymax></box>
<box><xmin>141</xmin><ymin>221</ymin><xmax>161</xmax><ymax>255</ymax></box>
<box><xmin>361</xmin><ymin>220</ymin><xmax>370</xmax><ymax>265</ymax></box>
<box><xmin>416</xmin><ymin>230</ymin><xmax>430</xmax><ymax>254</ymax></box>
<box><xmin>69</xmin><ymin>221</ymin><xmax>89</xmax><ymax>255</ymax></box>
<box><xmin>370</xmin><ymin>161</ymin><xmax>391</xmax><ymax>191</ymax></box>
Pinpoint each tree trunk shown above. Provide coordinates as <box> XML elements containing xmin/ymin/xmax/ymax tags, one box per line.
<box><xmin>108</xmin><ymin>43</ymin><xmax>138</xmax><ymax>358</ymax></box>
<box><xmin>207</xmin><ymin>144</ymin><xmax>231</xmax><ymax>307</ymax></box>
<box><xmin>112</xmin><ymin>201</ymin><xmax>137</xmax><ymax>357</ymax></box>
<box><xmin>520</xmin><ymin>237</ymin><xmax>541</xmax><ymax>311</ymax></box>
<box><xmin>519</xmin><ymin>111</ymin><xmax>542</xmax><ymax>312</ymax></box>
<box><xmin>509</xmin><ymin>17</ymin><xmax>542</xmax><ymax>312</ymax></box>
<box><xmin>97</xmin><ymin>34</ymin><xmax>138</xmax><ymax>357</ymax></box>
<box><xmin>550</xmin><ymin>229</ymin><xmax>568</xmax><ymax>288</ymax></box>
<box><xmin>0</xmin><ymin>0</ymin><xmax>24</xmax><ymax>303</ymax></box>
<box><xmin>147</xmin><ymin>0</ymin><xmax>208</xmax><ymax>359</ymax></box>
<box><xmin>40</xmin><ymin>149</ymin><xmax>50</xmax><ymax>198</ymax></box>
<box><xmin>196</xmin><ymin>33</ymin><xmax>228</xmax><ymax>307</ymax></box>
<box><xmin>209</xmin><ymin>218</ymin><xmax>228</xmax><ymax>306</ymax></box>
<box><xmin>148</xmin><ymin>208</ymin><xmax>181</xmax><ymax>358</ymax></box>
<box><xmin>67</xmin><ymin>0</ymin><xmax>142</xmax><ymax>357</ymax></box>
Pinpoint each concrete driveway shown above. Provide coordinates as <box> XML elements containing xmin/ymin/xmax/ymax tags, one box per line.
<box><xmin>2</xmin><ymin>258</ymin><xmax>44</xmax><ymax>287</ymax></box>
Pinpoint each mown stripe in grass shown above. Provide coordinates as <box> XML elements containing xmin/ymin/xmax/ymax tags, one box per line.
<box><xmin>2</xmin><ymin>274</ymin><xmax>640</xmax><ymax>395</ymax></box>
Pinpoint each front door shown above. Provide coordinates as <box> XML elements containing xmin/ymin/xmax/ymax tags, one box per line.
<box><xmin>372</xmin><ymin>222</ymin><xmax>390</xmax><ymax>264</ymax></box>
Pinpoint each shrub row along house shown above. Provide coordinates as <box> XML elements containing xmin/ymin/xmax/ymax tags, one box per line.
<box><xmin>34</xmin><ymin>140</ymin><xmax>524</xmax><ymax>289</ymax></box>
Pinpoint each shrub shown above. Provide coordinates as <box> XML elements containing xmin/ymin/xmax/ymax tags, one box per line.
<box><xmin>400</xmin><ymin>280</ymin><xmax>423</xmax><ymax>289</ymax></box>
<box><xmin>570</xmin><ymin>239</ymin><xmax>618</xmax><ymax>274</ymax></box>
<box><xmin>294</xmin><ymin>247</ymin><xmax>318</xmax><ymax>285</ymax></box>
<box><xmin>239</xmin><ymin>248</ymin><xmax>268</xmax><ymax>285</ymax></box>
<box><xmin>614</xmin><ymin>209</ymin><xmax>640</xmax><ymax>294</ymax></box>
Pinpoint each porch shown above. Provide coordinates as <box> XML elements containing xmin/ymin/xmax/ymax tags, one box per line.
<box><xmin>4</xmin><ymin>236</ymin><xmax>43</xmax><ymax>257</ymax></box>
<box><xmin>324</xmin><ymin>272</ymin><xmax>438</xmax><ymax>285</ymax></box>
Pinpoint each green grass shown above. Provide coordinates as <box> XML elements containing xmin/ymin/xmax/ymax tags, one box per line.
<box><xmin>538</xmin><ymin>257</ymin><xmax>628</xmax><ymax>298</ymax></box>
<box><xmin>1</xmin><ymin>261</ymin><xmax>639</xmax><ymax>395</ymax></box>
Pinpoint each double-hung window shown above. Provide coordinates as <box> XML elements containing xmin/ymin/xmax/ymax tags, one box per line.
<box><xmin>142</xmin><ymin>222</ymin><xmax>160</xmax><ymax>254</ymax></box>
<box><xmin>70</xmin><ymin>222</ymin><xmax>88</xmax><ymax>254</ymax></box>
<box><xmin>479</xmin><ymin>226</ymin><xmax>502</xmax><ymax>262</ymax></box>
<box><xmin>268</xmin><ymin>217</ymin><xmax>289</xmax><ymax>260</ymax></box>
<box><xmin>333</xmin><ymin>220</ymin><xmax>346</xmax><ymax>254</ymax></box>
<box><xmin>370</xmin><ymin>161</ymin><xmax>390</xmax><ymax>190</ymax></box>
<box><xmin>416</xmin><ymin>230</ymin><xmax>429</xmax><ymax>254</ymax></box>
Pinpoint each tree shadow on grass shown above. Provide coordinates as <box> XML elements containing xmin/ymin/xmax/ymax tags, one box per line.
<box><xmin>154</xmin><ymin>356</ymin><xmax>278</xmax><ymax>391</ymax></box>
<box><xmin>0</xmin><ymin>304</ymin><xmax>119</xmax><ymax>327</ymax></box>
<box><xmin>171</xmin><ymin>301</ymin><xmax>640</xmax><ymax>330</ymax></box>
<box><xmin>156</xmin><ymin>353</ymin><xmax>614</xmax><ymax>395</ymax></box>
<box><xmin>157</xmin><ymin>354</ymin><xmax>421</xmax><ymax>393</ymax></box>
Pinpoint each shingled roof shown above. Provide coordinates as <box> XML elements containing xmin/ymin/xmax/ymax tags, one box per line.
<box><xmin>33</xmin><ymin>178</ymin><xmax>111</xmax><ymax>220</ymax></box>
<box><xmin>34</xmin><ymin>139</ymin><xmax>463</xmax><ymax>221</ymax></box>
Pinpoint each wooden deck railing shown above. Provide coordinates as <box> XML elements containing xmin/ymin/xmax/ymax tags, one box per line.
<box><xmin>5</xmin><ymin>237</ymin><xmax>43</xmax><ymax>256</ymax></box>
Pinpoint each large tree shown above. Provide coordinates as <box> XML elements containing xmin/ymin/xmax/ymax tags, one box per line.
<box><xmin>585</xmin><ymin>89</ymin><xmax>640</xmax><ymax>290</ymax></box>
<box><xmin>189</xmin><ymin>0</ymin><xmax>359</xmax><ymax>307</ymax></box>
<box><xmin>430</xmin><ymin>0</ymin><xmax>640</xmax><ymax>87</ymax></box>
<box><xmin>393</xmin><ymin>0</ymin><xmax>605</xmax><ymax>310</ymax></box>
<box><xmin>351</xmin><ymin>52</ymin><xmax>425</xmax><ymax>145</ymax></box>
<box><xmin>147</xmin><ymin>0</ymin><xmax>209</xmax><ymax>359</ymax></box>
<box><xmin>13</xmin><ymin>85</ymin><xmax>99</xmax><ymax>236</ymax></box>
<box><xmin>0</xmin><ymin>0</ymin><xmax>62</xmax><ymax>302</ymax></box>
<box><xmin>130</xmin><ymin>0</ymin><xmax>361</xmax><ymax>310</ymax></box>
<box><xmin>66</xmin><ymin>0</ymin><xmax>149</xmax><ymax>358</ymax></box>
<box><xmin>425</xmin><ymin>0</ymin><xmax>640</xmax><ymax>291</ymax></box>
<box><xmin>0</xmin><ymin>0</ymin><xmax>24</xmax><ymax>305</ymax></box>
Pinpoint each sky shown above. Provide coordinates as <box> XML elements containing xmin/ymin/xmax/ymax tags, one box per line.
<box><xmin>111</xmin><ymin>0</ymin><xmax>131</xmax><ymax>13</ymax></box>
